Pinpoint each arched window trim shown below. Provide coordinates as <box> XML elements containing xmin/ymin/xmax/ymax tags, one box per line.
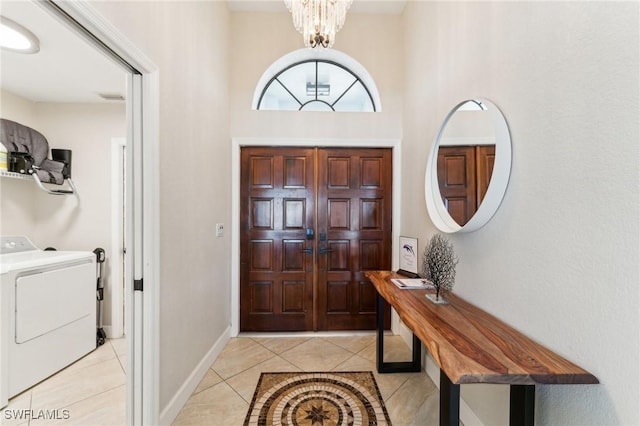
<box><xmin>252</xmin><ymin>48</ymin><xmax>382</xmax><ymax>112</ymax></box>
<box><xmin>300</xmin><ymin>98</ymin><xmax>336</xmax><ymax>111</ymax></box>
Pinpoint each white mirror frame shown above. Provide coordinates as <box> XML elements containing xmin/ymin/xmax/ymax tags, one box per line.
<box><xmin>425</xmin><ymin>99</ymin><xmax>512</xmax><ymax>233</ymax></box>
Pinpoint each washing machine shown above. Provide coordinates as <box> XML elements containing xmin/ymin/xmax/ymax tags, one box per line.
<box><xmin>1</xmin><ymin>236</ymin><xmax>96</xmax><ymax>408</ymax></box>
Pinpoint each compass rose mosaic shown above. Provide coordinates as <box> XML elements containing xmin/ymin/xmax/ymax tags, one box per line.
<box><xmin>244</xmin><ymin>372</ymin><xmax>391</xmax><ymax>426</ymax></box>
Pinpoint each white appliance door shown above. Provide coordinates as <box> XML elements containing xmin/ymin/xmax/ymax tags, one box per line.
<box><xmin>15</xmin><ymin>261</ymin><xmax>94</xmax><ymax>343</ymax></box>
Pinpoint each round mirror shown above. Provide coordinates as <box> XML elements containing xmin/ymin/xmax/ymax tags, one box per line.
<box><xmin>425</xmin><ymin>99</ymin><xmax>512</xmax><ymax>233</ymax></box>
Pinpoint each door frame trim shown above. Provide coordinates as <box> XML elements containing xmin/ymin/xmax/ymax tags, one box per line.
<box><xmin>231</xmin><ymin>138</ymin><xmax>402</xmax><ymax>337</ymax></box>
<box><xmin>110</xmin><ymin>137</ymin><xmax>126</xmax><ymax>339</ymax></box>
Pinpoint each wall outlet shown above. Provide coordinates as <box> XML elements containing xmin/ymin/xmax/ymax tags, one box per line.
<box><xmin>215</xmin><ymin>223</ymin><xmax>224</xmax><ymax>237</ymax></box>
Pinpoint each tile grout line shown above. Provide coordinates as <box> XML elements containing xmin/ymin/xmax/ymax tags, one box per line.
<box><xmin>211</xmin><ymin>349</ymin><xmax>279</xmax><ymax>382</ymax></box>
<box><xmin>27</xmin><ymin>391</ymin><xmax>32</xmax><ymax>426</ymax></box>
<box><xmin>58</xmin><ymin>383</ymin><xmax>126</xmax><ymax>412</ymax></box>
<box><xmin>115</xmin><ymin>353</ymin><xmax>126</xmax><ymax>374</ymax></box>
<box><xmin>224</xmin><ymin>377</ymin><xmax>253</xmax><ymax>406</ymax></box>
<box><xmin>383</xmin><ymin>375</ymin><xmax>412</xmax><ymax>402</ymax></box>
<box><xmin>248</xmin><ymin>336</ymin><xmax>313</xmax><ymax>356</ymax></box>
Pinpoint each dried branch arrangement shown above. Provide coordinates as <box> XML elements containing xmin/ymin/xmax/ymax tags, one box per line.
<box><xmin>422</xmin><ymin>234</ymin><xmax>458</xmax><ymax>301</ymax></box>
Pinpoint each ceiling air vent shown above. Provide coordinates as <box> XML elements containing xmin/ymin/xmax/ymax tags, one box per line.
<box><xmin>97</xmin><ymin>93</ymin><xmax>125</xmax><ymax>101</ymax></box>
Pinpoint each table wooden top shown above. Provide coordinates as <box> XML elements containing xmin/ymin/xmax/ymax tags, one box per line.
<box><xmin>366</xmin><ymin>271</ymin><xmax>599</xmax><ymax>386</ymax></box>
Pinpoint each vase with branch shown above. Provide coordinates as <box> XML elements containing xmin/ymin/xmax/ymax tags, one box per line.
<box><xmin>422</xmin><ymin>234</ymin><xmax>458</xmax><ymax>304</ymax></box>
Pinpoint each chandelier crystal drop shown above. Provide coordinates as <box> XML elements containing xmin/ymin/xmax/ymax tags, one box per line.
<box><xmin>284</xmin><ymin>0</ymin><xmax>353</xmax><ymax>48</ymax></box>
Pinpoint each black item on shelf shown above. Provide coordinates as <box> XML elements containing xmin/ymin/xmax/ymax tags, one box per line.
<box><xmin>51</xmin><ymin>149</ymin><xmax>72</xmax><ymax>179</ymax></box>
<box><xmin>8</xmin><ymin>151</ymin><xmax>35</xmax><ymax>175</ymax></box>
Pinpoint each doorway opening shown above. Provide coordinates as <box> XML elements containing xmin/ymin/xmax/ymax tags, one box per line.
<box><xmin>33</xmin><ymin>1</ymin><xmax>161</xmax><ymax>424</ymax></box>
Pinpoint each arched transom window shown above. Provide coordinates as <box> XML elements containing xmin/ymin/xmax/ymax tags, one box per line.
<box><xmin>253</xmin><ymin>50</ymin><xmax>380</xmax><ymax>112</ymax></box>
<box><xmin>258</xmin><ymin>60</ymin><xmax>375</xmax><ymax>112</ymax></box>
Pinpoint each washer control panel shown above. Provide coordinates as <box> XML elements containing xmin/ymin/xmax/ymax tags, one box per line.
<box><xmin>0</xmin><ymin>236</ymin><xmax>37</xmax><ymax>255</ymax></box>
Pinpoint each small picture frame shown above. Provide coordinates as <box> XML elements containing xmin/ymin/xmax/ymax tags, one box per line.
<box><xmin>398</xmin><ymin>236</ymin><xmax>419</xmax><ymax>278</ymax></box>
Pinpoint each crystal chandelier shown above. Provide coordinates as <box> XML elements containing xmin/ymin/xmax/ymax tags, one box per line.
<box><xmin>284</xmin><ymin>0</ymin><xmax>353</xmax><ymax>48</ymax></box>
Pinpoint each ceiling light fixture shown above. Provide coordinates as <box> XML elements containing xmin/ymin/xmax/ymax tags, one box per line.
<box><xmin>0</xmin><ymin>16</ymin><xmax>40</xmax><ymax>54</ymax></box>
<box><xmin>284</xmin><ymin>0</ymin><xmax>353</xmax><ymax>49</ymax></box>
<box><xmin>306</xmin><ymin>82</ymin><xmax>330</xmax><ymax>96</ymax></box>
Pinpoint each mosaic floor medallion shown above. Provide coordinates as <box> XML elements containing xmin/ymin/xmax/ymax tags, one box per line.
<box><xmin>244</xmin><ymin>372</ymin><xmax>391</xmax><ymax>426</ymax></box>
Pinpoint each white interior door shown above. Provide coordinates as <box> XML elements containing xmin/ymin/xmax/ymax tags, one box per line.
<box><xmin>127</xmin><ymin>72</ymin><xmax>143</xmax><ymax>426</ymax></box>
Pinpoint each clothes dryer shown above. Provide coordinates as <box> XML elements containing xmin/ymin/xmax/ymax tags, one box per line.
<box><xmin>0</xmin><ymin>236</ymin><xmax>96</xmax><ymax>408</ymax></box>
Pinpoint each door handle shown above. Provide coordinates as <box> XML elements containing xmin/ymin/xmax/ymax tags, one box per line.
<box><xmin>319</xmin><ymin>247</ymin><xmax>333</xmax><ymax>254</ymax></box>
<box><xmin>301</xmin><ymin>247</ymin><xmax>313</xmax><ymax>254</ymax></box>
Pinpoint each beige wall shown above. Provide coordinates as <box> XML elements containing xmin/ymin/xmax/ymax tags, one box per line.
<box><xmin>30</xmin><ymin>102</ymin><xmax>125</xmax><ymax>250</ymax></box>
<box><xmin>1</xmin><ymin>89</ymin><xmax>38</xmax><ymax>234</ymax></box>
<box><xmin>0</xmin><ymin>90</ymin><xmax>126</xmax><ymax>328</ymax></box>
<box><xmin>91</xmin><ymin>0</ymin><xmax>231</xmax><ymax>414</ymax></box>
<box><xmin>32</xmin><ymin>102</ymin><xmax>126</xmax><ymax>327</ymax></box>
<box><xmin>230</xmin><ymin>11</ymin><xmax>403</xmax><ymax>139</ymax></box>
<box><xmin>0</xmin><ymin>89</ymin><xmax>37</xmax><ymax>126</ymax></box>
<box><xmin>402</xmin><ymin>2</ymin><xmax>639</xmax><ymax>425</ymax></box>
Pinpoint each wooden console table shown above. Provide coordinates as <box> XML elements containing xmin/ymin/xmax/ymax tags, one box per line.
<box><xmin>365</xmin><ymin>271</ymin><xmax>598</xmax><ymax>426</ymax></box>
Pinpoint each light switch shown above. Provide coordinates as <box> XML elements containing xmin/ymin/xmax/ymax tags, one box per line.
<box><xmin>215</xmin><ymin>223</ymin><xmax>224</xmax><ymax>237</ymax></box>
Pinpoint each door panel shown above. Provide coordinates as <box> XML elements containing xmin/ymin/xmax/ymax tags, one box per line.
<box><xmin>317</xmin><ymin>148</ymin><xmax>392</xmax><ymax>331</ymax></box>
<box><xmin>476</xmin><ymin>145</ymin><xmax>495</xmax><ymax>203</ymax></box>
<box><xmin>240</xmin><ymin>147</ymin><xmax>315</xmax><ymax>331</ymax></box>
<box><xmin>240</xmin><ymin>147</ymin><xmax>391</xmax><ymax>332</ymax></box>
<box><xmin>437</xmin><ymin>146</ymin><xmax>477</xmax><ymax>226</ymax></box>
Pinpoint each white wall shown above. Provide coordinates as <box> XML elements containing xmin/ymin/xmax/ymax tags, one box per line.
<box><xmin>230</xmin><ymin>11</ymin><xmax>403</xmax><ymax>139</ymax></box>
<box><xmin>0</xmin><ymin>89</ymin><xmax>38</xmax><ymax>126</ymax></box>
<box><xmin>90</xmin><ymin>0</ymin><xmax>231</xmax><ymax>415</ymax></box>
<box><xmin>0</xmin><ymin>91</ymin><xmax>126</xmax><ymax>328</ymax></box>
<box><xmin>30</xmin><ymin>102</ymin><xmax>125</xmax><ymax>249</ymax></box>
<box><xmin>1</xmin><ymin>89</ymin><xmax>38</xmax><ymax>235</ymax></box>
<box><xmin>402</xmin><ymin>2</ymin><xmax>639</xmax><ymax>425</ymax></box>
<box><xmin>32</xmin><ymin>102</ymin><xmax>126</xmax><ymax>328</ymax></box>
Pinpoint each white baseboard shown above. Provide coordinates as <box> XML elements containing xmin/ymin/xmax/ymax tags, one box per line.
<box><xmin>102</xmin><ymin>326</ymin><xmax>112</xmax><ymax>338</ymax></box>
<box><xmin>158</xmin><ymin>326</ymin><xmax>231</xmax><ymax>426</ymax></box>
<box><xmin>102</xmin><ymin>326</ymin><xmax>124</xmax><ymax>339</ymax></box>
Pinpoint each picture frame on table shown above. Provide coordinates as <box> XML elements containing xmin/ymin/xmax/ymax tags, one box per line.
<box><xmin>398</xmin><ymin>236</ymin><xmax>420</xmax><ymax>278</ymax></box>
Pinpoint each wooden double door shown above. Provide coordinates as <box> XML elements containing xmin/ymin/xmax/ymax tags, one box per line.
<box><xmin>240</xmin><ymin>147</ymin><xmax>392</xmax><ymax>332</ymax></box>
<box><xmin>437</xmin><ymin>145</ymin><xmax>495</xmax><ymax>226</ymax></box>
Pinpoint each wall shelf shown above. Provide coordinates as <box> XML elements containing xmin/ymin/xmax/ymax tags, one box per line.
<box><xmin>1</xmin><ymin>169</ymin><xmax>77</xmax><ymax>195</ymax></box>
<box><xmin>0</xmin><ymin>170</ymin><xmax>33</xmax><ymax>180</ymax></box>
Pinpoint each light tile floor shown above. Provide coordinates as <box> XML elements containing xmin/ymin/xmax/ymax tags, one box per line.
<box><xmin>2</xmin><ymin>335</ymin><xmax>440</xmax><ymax>426</ymax></box>
<box><xmin>173</xmin><ymin>334</ymin><xmax>439</xmax><ymax>426</ymax></box>
<box><xmin>1</xmin><ymin>338</ymin><xmax>126</xmax><ymax>426</ymax></box>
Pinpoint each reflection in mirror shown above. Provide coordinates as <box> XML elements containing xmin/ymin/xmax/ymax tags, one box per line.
<box><xmin>437</xmin><ymin>101</ymin><xmax>495</xmax><ymax>226</ymax></box>
<box><xmin>425</xmin><ymin>99</ymin><xmax>511</xmax><ymax>233</ymax></box>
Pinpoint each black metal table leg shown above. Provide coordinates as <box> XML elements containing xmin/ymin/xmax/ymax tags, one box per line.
<box><xmin>376</xmin><ymin>293</ymin><xmax>421</xmax><ymax>373</ymax></box>
<box><xmin>440</xmin><ymin>369</ymin><xmax>460</xmax><ymax>426</ymax></box>
<box><xmin>510</xmin><ymin>385</ymin><xmax>535</xmax><ymax>426</ymax></box>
